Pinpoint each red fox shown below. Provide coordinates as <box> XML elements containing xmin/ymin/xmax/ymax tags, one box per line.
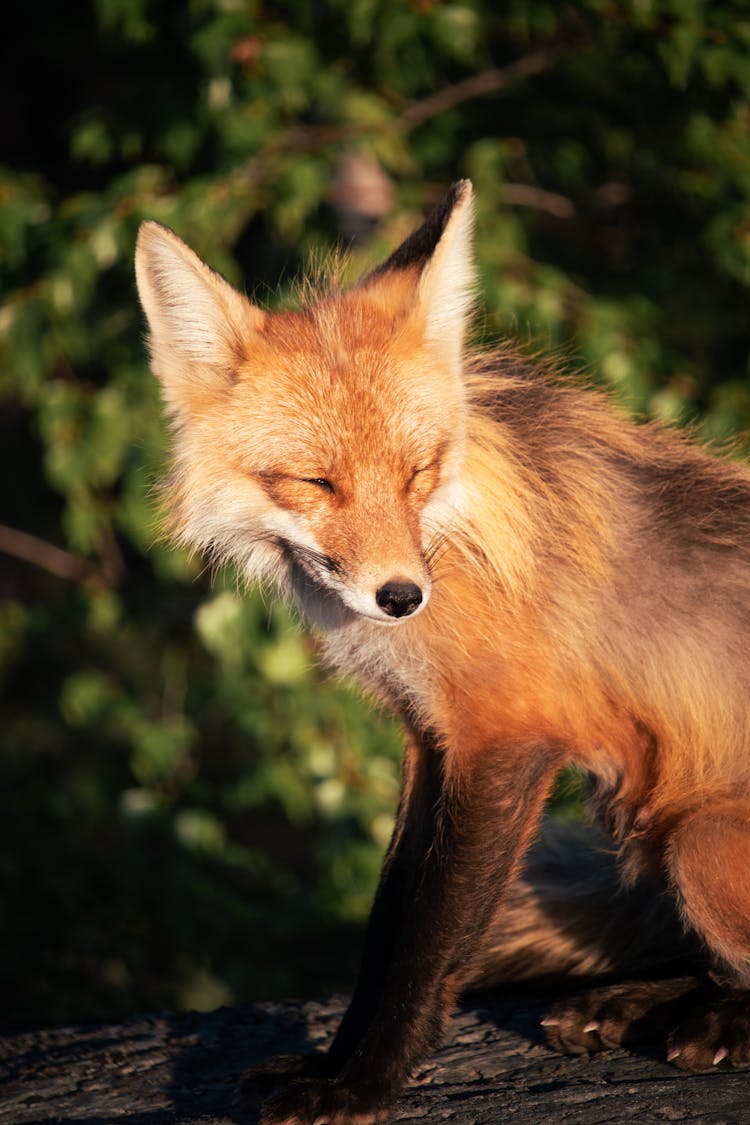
<box><xmin>135</xmin><ymin>181</ymin><xmax>750</xmax><ymax>1124</ymax></box>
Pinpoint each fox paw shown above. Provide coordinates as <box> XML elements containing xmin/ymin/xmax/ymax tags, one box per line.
<box><xmin>666</xmin><ymin>992</ymin><xmax>750</xmax><ymax>1071</ymax></box>
<box><xmin>238</xmin><ymin>1053</ymin><xmax>335</xmax><ymax>1106</ymax></box>
<box><xmin>542</xmin><ymin>977</ymin><xmax>707</xmax><ymax>1056</ymax></box>
<box><xmin>259</xmin><ymin>1078</ymin><xmax>383</xmax><ymax>1125</ymax></box>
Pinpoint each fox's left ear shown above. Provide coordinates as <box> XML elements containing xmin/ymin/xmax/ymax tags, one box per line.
<box><xmin>365</xmin><ymin>180</ymin><xmax>475</xmax><ymax>373</ymax></box>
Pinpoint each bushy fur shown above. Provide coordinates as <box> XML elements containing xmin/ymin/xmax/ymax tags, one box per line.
<box><xmin>136</xmin><ymin>181</ymin><xmax>750</xmax><ymax>1123</ymax></box>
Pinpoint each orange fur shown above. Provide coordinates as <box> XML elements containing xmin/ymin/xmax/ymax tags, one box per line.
<box><xmin>668</xmin><ymin>800</ymin><xmax>750</xmax><ymax>984</ymax></box>
<box><xmin>136</xmin><ymin>182</ymin><xmax>750</xmax><ymax>1112</ymax></box>
<box><xmin>135</xmin><ymin>181</ymin><xmax>750</xmax><ymax>921</ymax></box>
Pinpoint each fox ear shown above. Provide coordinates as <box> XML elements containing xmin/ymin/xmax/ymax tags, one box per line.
<box><xmin>367</xmin><ymin>180</ymin><xmax>475</xmax><ymax>372</ymax></box>
<box><xmin>135</xmin><ymin>222</ymin><xmax>262</xmax><ymax>411</ymax></box>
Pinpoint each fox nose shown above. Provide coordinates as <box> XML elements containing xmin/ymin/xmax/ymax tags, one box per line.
<box><xmin>375</xmin><ymin>580</ymin><xmax>423</xmax><ymax>619</ymax></box>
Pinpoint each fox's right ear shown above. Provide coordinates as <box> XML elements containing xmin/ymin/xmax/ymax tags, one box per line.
<box><xmin>135</xmin><ymin>222</ymin><xmax>263</xmax><ymax>412</ymax></box>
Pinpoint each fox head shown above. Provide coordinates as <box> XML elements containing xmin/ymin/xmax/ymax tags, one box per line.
<box><xmin>135</xmin><ymin>181</ymin><xmax>475</xmax><ymax>627</ymax></box>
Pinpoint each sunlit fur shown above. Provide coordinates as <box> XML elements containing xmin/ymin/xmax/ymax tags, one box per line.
<box><xmin>136</xmin><ymin>182</ymin><xmax>750</xmax><ymax>987</ymax></box>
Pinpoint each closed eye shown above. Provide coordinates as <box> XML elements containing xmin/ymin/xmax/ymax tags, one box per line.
<box><xmin>408</xmin><ymin>461</ymin><xmax>439</xmax><ymax>488</ymax></box>
<box><xmin>302</xmin><ymin>478</ymin><xmax>335</xmax><ymax>495</ymax></box>
<box><xmin>408</xmin><ymin>441</ymin><xmax>448</xmax><ymax>492</ymax></box>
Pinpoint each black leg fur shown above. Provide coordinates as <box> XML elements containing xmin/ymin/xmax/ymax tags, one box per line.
<box><xmin>244</xmin><ymin>738</ymin><xmax>561</xmax><ymax>1124</ymax></box>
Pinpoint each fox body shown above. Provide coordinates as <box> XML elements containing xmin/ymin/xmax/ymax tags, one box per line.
<box><xmin>136</xmin><ymin>182</ymin><xmax>750</xmax><ymax>1124</ymax></box>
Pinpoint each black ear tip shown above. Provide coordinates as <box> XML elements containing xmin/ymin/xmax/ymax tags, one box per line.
<box><xmin>368</xmin><ymin>179</ymin><xmax>474</xmax><ymax>280</ymax></box>
<box><xmin>450</xmin><ymin>179</ymin><xmax>473</xmax><ymax>203</ymax></box>
<box><xmin>442</xmin><ymin>180</ymin><xmax>473</xmax><ymax>213</ymax></box>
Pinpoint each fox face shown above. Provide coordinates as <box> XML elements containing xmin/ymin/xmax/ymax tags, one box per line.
<box><xmin>135</xmin><ymin>184</ymin><xmax>475</xmax><ymax>627</ymax></box>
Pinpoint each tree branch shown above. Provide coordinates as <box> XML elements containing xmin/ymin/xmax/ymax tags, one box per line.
<box><xmin>0</xmin><ymin>523</ymin><xmax>102</xmax><ymax>585</ymax></box>
<box><xmin>398</xmin><ymin>44</ymin><xmax>569</xmax><ymax>131</ymax></box>
<box><xmin>501</xmin><ymin>182</ymin><xmax>575</xmax><ymax>218</ymax></box>
<box><xmin>234</xmin><ymin>44</ymin><xmax>570</xmax><ymax>183</ymax></box>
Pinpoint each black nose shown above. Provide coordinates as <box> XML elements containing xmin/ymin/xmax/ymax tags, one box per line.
<box><xmin>375</xmin><ymin>580</ymin><xmax>423</xmax><ymax>619</ymax></box>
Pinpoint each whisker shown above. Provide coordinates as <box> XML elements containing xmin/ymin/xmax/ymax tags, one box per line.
<box><xmin>276</xmin><ymin>536</ymin><xmax>342</xmax><ymax>577</ymax></box>
<box><xmin>423</xmin><ymin>526</ymin><xmax>454</xmax><ymax>572</ymax></box>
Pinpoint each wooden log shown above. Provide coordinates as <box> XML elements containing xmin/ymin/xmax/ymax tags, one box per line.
<box><xmin>1</xmin><ymin>991</ymin><xmax>748</xmax><ymax>1123</ymax></box>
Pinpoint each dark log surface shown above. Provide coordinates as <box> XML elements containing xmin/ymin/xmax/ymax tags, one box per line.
<box><xmin>2</xmin><ymin>991</ymin><xmax>748</xmax><ymax>1124</ymax></box>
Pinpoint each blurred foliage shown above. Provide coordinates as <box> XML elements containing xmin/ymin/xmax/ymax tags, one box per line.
<box><xmin>2</xmin><ymin>0</ymin><xmax>750</xmax><ymax>1030</ymax></box>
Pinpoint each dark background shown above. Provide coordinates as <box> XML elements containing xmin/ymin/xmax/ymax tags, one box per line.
<box><xmin>2</xmin><ymin>0</ymin><xmax>750</xmax><ymax>1032</ymax></box>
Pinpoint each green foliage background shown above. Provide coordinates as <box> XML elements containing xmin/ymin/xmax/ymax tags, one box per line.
<box><xmin>3</xmin><ymin>0</ymin><xmax>750</xmax><ymax>1030</ymax></box>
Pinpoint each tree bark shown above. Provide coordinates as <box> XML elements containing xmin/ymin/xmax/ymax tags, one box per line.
<box><xmin>1</xmin><ymin>991</ymin><xmax>748</xmax><ymax>1124</ymax></box>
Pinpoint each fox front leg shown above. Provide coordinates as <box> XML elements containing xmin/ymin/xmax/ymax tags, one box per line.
<box><xmin>239</xmin><ymin>734</ymin><xmax>438</xmax><ymax>1110</ymax></box>
<box><xmin>252</xmin><ymin>735</ymin><xmax>562</xmax><ymax>1125</ymax></box>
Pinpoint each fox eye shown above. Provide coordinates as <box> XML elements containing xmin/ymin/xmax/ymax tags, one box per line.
<box><xmin>408</xmin><ymin>462</ymin><xmax>438</xmax><ymax>488</ymax></box>
<box><xmin>303</xmin><ymin>477</ymin><xmax>335</xmax><ymax>494</ymax></box>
